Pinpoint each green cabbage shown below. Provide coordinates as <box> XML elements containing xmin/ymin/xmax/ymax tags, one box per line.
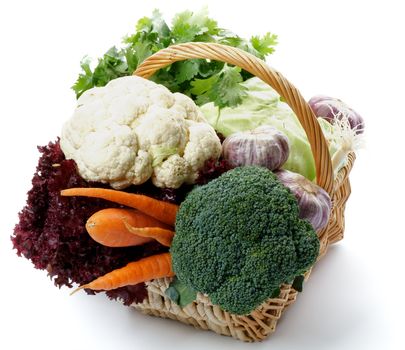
<box><xmin>200</xmin><ymin>77</ymin><xmax>322</xmax><ymax>180</ymax></box>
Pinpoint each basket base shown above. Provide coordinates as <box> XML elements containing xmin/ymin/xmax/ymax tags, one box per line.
<box><xmin>131</xmin><ymin>154</ymin><xmax>355</xmax><ymax>342</ymax></box>
<box><xmin>132</xmin><ymin>278</ymin><xmax>301</xmax><ymax>342</ymax></box>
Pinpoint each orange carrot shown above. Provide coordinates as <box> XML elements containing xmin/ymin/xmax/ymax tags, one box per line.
<box><xmin>86</xmin><ymin>208</ymin><xmax>173</xmax><ymax>247</ymax></box>
<box><xmin>61</xmin><ymin>188</ymin><xmax>178</xmax><ymax>225</ymax></box>
<box><xmin>71</xmin><ymin>253</ymin><xmax>174</xmax><ymax>294</ymax></box>
<box><xmin>123</xmin><ymin>221</ymin><xmax>174</xmax><ymax>247</ymax></box>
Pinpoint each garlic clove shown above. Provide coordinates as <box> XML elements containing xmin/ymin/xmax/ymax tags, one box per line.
<box><xmin>222</xmin><ymin>125</ymin><xmax>290</xmax><ymax>171</ymax></box>
<box><xmin>275</xmin><ymin>169</ymin><xmax>332</xmax><ymax>231</ymax></box>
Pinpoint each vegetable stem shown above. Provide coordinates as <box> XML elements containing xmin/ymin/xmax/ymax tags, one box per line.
<box><xmin>331</xmin><ymin>146</ymin><xmax>349</xmax><ymax>174</ymax></box>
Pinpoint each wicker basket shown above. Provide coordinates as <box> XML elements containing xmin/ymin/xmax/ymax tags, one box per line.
<box><xmin>130</xmin><ymin>42</ymin><xmax>356</xmax><ymax>342</ymax></box>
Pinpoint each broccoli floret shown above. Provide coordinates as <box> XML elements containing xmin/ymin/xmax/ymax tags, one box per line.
<box><xmin>171</xmin><ymin>166</ymin><xmax>319</xmax><ymax>315</ymax></box>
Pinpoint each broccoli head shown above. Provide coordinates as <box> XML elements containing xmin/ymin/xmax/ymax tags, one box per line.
<box><xmin>170</xmin><ymin>166</ymin><xmax>320</xmax><ymax>315</ymax></box>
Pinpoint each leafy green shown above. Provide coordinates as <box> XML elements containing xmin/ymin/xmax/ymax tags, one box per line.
<box><xmin>165</xmin><ymin>276</ymin><xmax>197</xmax><ymax>308</ymax></box>
<box><xmin>200</xmin><ymin>77</ymin><xmax>318</xmax><ymax>181</ymax></box>
<box><xmin>173</xmin><ymin>59</ymin><xmax>200</xmax><ymax>84</ymax></box>
<box><xmin>171</xmin><ymin>7</ymin><xmax>219</xmax><ymax>43</ymax></box>
<box><xmin>200</xmin><ymin>77</ymin><xmax>342</xmax><ymax>181</ymax></box>
<box><xmin>72</xmin><ymin>8</ymin><xmax>277</xmax><ymax>109</ymax></box>
<box><xmin>190</xmin><ymin>65</ymin><xmax>247</xmax><ymax>107</ymax></box>
<box><xmin>73</xmin><ymin>58</ymin><xmax>93</xmax><ymax>98</ymax></box>
<box><xmin>251</xmin><ymin>33</ymin><xmax>278</xmax><ymax>56</ymax></box>
<box><xmin>211</xmin><ymin>66</ymin><xmax>247</xmax><ymax>108</ymax></box>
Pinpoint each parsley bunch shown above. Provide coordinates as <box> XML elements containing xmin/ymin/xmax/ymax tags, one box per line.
<box><xmin>72</xmin><ymin>8</ymin><xmax>277</xmax><ymax>109</ymax></box>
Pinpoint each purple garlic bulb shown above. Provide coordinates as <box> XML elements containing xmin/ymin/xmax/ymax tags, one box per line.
<box><xmin>222</xmin><ymin>125</ymin><xmax>290</xmax><ymax>171</ymax></box>
<box><xmin>309</xmin><ymin>95</ymin><xmax>365</xmax><ymax>134</ymax></box>
<box><xmin>275</xmin><ymin>169</ymin><xmax>332</xmax><ymax>231</ymax></box>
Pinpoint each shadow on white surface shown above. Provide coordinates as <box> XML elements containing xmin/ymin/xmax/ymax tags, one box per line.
<box><xmin>268</xmin><ymin>245</ymin><xmax>390</xmax><ymax>349</ymax></box>
<box><xmin>64</xmin><ymin>244</ymin><xmax>391</xmax><ymax>350</ymax></box>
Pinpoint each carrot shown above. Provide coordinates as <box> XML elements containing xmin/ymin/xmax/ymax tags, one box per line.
<box><xmin>86</xmin><ymin>208</ymin><xmax>173</xmax><ymax>247</ymax></box>
<box><xmin>71</xmin><ymin>253</ymin><xmax>174</xmax><ymax>295</ymax></box>
<box><xmin>123</xmin><ymin>221</ymin><xmax>174</xmax><ymax>247</ymax></box>
<box><xmin>61</xmin><ymin>188</ymin><xmax>178</xmax><ymax>225</ymax></box>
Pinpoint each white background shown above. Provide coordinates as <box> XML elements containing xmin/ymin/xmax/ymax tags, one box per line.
<box><xmin>0</xmin><ymin>0</ymin><xmax>403</xmax><ymax>349</ymax></box>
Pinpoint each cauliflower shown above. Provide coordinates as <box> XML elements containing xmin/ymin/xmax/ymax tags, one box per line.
<box><xmin>60</xmin><ymin>76</ymin><xmax>222</xmax><ymax>189</ymax></box>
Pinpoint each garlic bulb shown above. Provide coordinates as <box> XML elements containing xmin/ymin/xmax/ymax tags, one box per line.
<box><xmin>275</xmin><ymin>169</ymin><xmax>332</xmax><ymax>231</ymax></box>
<box><xmin>319</xmin><ymin>115</ymin><xmax>364</xmax><ymax>176</ymax></box>
<box><xmin>308</xmin><ymin>95</ymin><xmax>365</xmax><ymax>135</ymax></box>
<box><xmin>222</xmin><ymin>125</ymin><xmax>290</xmax><ymax>170</ymax></box>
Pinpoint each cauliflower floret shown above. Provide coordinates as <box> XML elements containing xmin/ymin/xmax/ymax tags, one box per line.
<box><xmin>183</xmin><ymin>120</ymin><xmax>223</xmax><ymax>183</ymax></box>
<box><xmin>152</xmin><ymin>155</ymin><xmax>190</xmax><ymax>188</ymax></box>
<box><xmin>134</xmin><ymin>106</ymin><xmax>188</xmax><ymax>153</ymax></box>
<box><xmin>60</xmin><ymin>76</ymin><xmax>221</xmax><ymax>189</ymax></box>
<box><xmin>75</xmin><ymin>126</ymin><xmax>136</xmax><ymax>181</ymax></box>
<box><xmin>112</xmin><ymin>150</ymin><xmax>152</xmax><ymax>189</ymax></box>
<box><xmin>172</xmin><ymin>93</ymin><xmax>207</xmax><ymax>122</ymax></box>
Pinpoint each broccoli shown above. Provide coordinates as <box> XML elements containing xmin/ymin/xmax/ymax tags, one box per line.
<box><xmin>170</xmin><ymin>166</ymin><xmax>319</xmax><ymax>315</ymax></box>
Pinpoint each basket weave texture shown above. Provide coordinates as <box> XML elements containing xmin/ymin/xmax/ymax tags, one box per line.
<box><xmin>130</xmin><ymin>43</ymin><xmax>356</xmax><ymax>342</ymax></box>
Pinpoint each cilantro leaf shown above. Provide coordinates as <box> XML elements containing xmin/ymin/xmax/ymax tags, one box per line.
<box><xmin>91</xmin><ymin>47</ymin><xmax>128</xmax><ymax>86</ymax></box>
<box><xmin>251</xmin><ymin>32</ymin><xmax>278</xmax><ymax>57</ymax></box>
<box><xmin>173</xmin><ymin>59</ymin><xmax>200</xmax><ymax>84</ymax></box>
<box><xmin>171</xmin><ymin>7</ymin><xmax>218</xmax><ymax>43</ymax></box>
<box><xmin>72</xmin><ymin>57</ymin><xmax>94</xmax><ymax>98</ymax></box>
<box><xmin>149</xmin><ymin>9</ymin><xmax>171</xmax><ymax>38</ymax></box>
<box><xmin>151</xmin><ymin>69</ymin><xmax>181</xmax><ymax>92</ymax></box>
<box><xmin>190</xmin><ymin>75</ymin><xmax>219</xmax><ymax>105</ymax></box>
<box><xmin>72</xmin><ymin>7</ymin><xmax>277</xmax><ymax>108</ymax></box>
<box><xmin>131</xmin><ymin>42</ymin><xmax>153</xmax><ymax>68</ymax></box>
<box><xmin>172</xmin><ymin>23</ymin><xmax>201</xmax><ymax>43</ymax></box>
<box><xmin>197</xmin><ymin>60</ymin><xmax>223</xmax><ymax>78</ymax></box>
<box><xmin>125</xmin><ymin>10</ymin><xmax>170</xmax><ymax>51</ymax></box>
<box><xmin>190</xmin><ymin>65</ymin><xmax>247</xmax><ymax>108</ymax></box>
<box><xmin>73</xmin><ymin>48</ymin><xmax>129</xmax><ymax>98</ymax></box>
<box><xmin>211</xmin><ymin>65</ymin><xmax>247</xmax><ymax>108</ymax></box>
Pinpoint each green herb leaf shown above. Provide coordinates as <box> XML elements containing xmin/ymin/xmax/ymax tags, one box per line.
<box><xmin>131</xmin><ymin>42</ymin><xmax>153</xmax><ymax>68</ymax></box>
<box><xmin>211</xmin><ymin>65</ymin><xmax>247</xmax><ymax>108</ymax></box>
<box><xmin>72</xmin><ymin>8</ymin><xmax>277</xmax><ymax>108</ymax></box>
<box><xmin>190</xmin><ymin>74</ymin><xmax>219</xmax><ymax>105</ymax></box>
<box><xmin>149</xmin><ymin>9</ymin><xmax>171</xmax><ymax>38</ymax></box>
<box><xmin>165</xmin><ymin>277</ymin><xmax>197</xmax><ymax>308</ymax></box>
<box><xmin>174</xmin><ymin>59</ymin><xmax>200</xmax><ymax>84</ymax></box>
<box><xmin>72</xmin><ymin>57</ymin><xmax>94</xmax><ymax>98</ymax></box>
<box><xmin>251</xmin><ymin>32</ymin><xmax>278</xmax><ymax>57</ymax></box>
<box><xmin>171</xmin><ymin>7</ymin><xmax>218</xmax><ymax>43</ymax></box>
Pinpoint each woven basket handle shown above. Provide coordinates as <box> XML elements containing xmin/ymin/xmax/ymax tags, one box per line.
<box><xmin>134</xmin><ymin>42</ymin><xmax>333</xmax><ymax>195</ymax></box>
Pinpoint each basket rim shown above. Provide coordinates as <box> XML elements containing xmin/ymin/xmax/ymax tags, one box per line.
<box><xmin>134</xmin><ymin>42</ymin><xmax>334</xmax><ymax>197</ymax></box>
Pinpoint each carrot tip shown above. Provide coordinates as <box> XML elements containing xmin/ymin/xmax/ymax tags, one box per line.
<box><xmin>123</xmin><ymin>220</ymin><xmax>174</xmax><ymax>247</ymax></box>
<box><xmin>70</xmin><ymin>285</ymin><xmax>87</xmax><ymax>296</ymax></box>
